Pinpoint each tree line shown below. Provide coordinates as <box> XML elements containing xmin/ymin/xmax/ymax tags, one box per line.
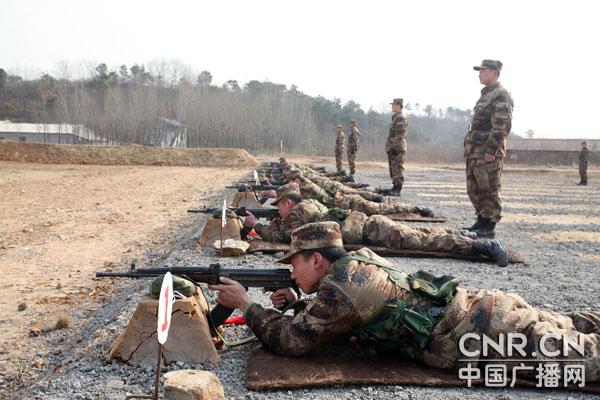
<box><xmin>0</xmin><ymin>62</ymin><xmax>477</xmax><ymax>162</ymax></box>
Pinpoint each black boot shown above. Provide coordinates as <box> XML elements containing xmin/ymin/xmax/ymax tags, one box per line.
<box><xmin>473</xmin><ymin>218</ymin><xmax>496</xmax><ymax>238</ymax></box>
<box><xmin>381</xmin><ymin>184</ymin><xmax>402</xmax><ymax>196</ymax></box>
<box><xmin>471</xmin><ymin>239</ymin><xmax>508</xmax><ymax>267</ymax></box>
<box><xmin>462</xmin><ymin>215</ymin><xmax>483</xmax><ymax>231</ymax></box>
<box><xmin>415</xmin><ymin>206</ymin><xmax>434</xmax><ymax>218</ymax></box>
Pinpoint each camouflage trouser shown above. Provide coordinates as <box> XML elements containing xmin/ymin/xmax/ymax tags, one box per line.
<box><xmin>579</xmin><ymin>161</ymin><xmax>588</xmax><ymax>183</ymax></box>
<box><xmin>466</xmin><ymin>158</ymin><xmax>503</xmax><ymax>223</ymax></box>
<box><xmin>311</xmin><ymin>177</ymin><xmax>383</xmax><ymax>203</ymax></box>
<box><xmin>335</xmin><ymin>150</ymin><xmax>344</xmax><ymax>173</ymax></box>
<box><xmin>339</xmin><ymin>211</ymin><xmax>472</xmax><ymax>252</ymax></box>
<box><xmin>422</xmin><ymin>288</ymin><xmax>600</xmax><ymax>382</ymax></box>
<box><xmin>347</xmin><ymin>148</ymin><xmax>358</xmax><ymax>175</ymax></box>
<box><xmin>333</xmin><ymin>193</ymin><xmax>419</xmax><ymax>217</ymax></box>
<box><xmin>388</xmin><ymin>148</ymin><xmax>405</xmax><ymax>188</ymax></box>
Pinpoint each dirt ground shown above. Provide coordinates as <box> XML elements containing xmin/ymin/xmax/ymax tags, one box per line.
<box><xmin>0</xmin><ymin>147</ymin><xmax>255</xmax><ymax>385</ymax></box>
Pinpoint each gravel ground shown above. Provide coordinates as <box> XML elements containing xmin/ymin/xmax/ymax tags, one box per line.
<box><xmin>10</xmin><ymin>164</ymin><xmax>600</xmax><ymax>400</ymax></box>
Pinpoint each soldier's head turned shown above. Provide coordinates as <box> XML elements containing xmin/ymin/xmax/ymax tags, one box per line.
<box><xmin>390</xmin><ymin>98</ymin><xmax>404</xmax><ymax>112</ymax></box>
<box><xmin>278</xmin><ymin>221</ymin><xmax>347</xmax><ymax>292</ymax></box>
<box><xmin>582</xmin><ymin>141</ymin><xmax>587</xmax><ymax>147</ymax></box>
<box><xmin>349</xmin><ymin>119</ymin><xmax>357</xmax><ymax>127</ymax></box>
<box><xmin>336</xmin><ymin>124</ymin><xmax>343</xmax><ymax>131</ymax></box>
<box><xmin>474</xmin><ymin>59</ymin><xmax>502</xmax><ymax>85</ymax></box>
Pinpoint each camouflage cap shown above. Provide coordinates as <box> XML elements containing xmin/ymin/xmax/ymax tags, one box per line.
<box><xmin>278</xmin><ymin>221</ymin><xmax>344</xmax><ymax>264</ymax></box>
<box><xmin>389</xmin><ymin>98</ymin><xmax>403</xmax><ymax>106</ymax></box>
<box><xmin>336</xmin><ymin>124</ymin><xmax>343</xmax><ymax>129</ymax></box>
<box><xmin>473</xmin><ymin>59</ymin><xmax>503</xmax><ymax>72</ymax></box>
<box><xmin>283</xmin><ymin>168</ymin><xmax>303</xmax><ymax>181</ymax></box>
<box><xmin>272</xmin><ymin>182</ymin><xmax>301</xmax><ymax>205</ymax></box>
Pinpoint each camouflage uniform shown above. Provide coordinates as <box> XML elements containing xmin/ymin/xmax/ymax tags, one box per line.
<box><xmin>464</xmin><ymin>62</ymin><xmax>513</xmax><ymax>223</ymax></box>
<box><xmin>290</xmin><ymin>174</ymin><xmax>421</xmax><ymax>217</ymax></box>
<box><xmin>253</xmin><ymin>199</ymin><xmax>327</xmax><ymax>243</ymax></box>
<box><xmin>245</xmin><ymin>222</ymin><xmax>600</xmax><ymax>381</ymax></box>
<box><xmin>579</xmin><ymin>144</ymin><xmax>590</xmax><ymax>185</ymax></box>
<box><xmin>335</xmin><ymin>126</ymin><xmax>345</xmax><ymax>173</ymax></box>
<box><xmin>339</xmin><ymin>211</ymin><xmax>473</xmax><ymax>254</ymax></box>
<box><xmin>386</xmin><ymin>111</ymin><xmax>408</xmax><ymax>189</ymax></box>
<box><xmin>307</xmin><ymin>172</ymin><xmax>383</xmax><ymax>203</ymax></box>
<box><xmin>347</xmin><ymin>123</ymin><xmax>360</xmax><ymax>175</ymax></box>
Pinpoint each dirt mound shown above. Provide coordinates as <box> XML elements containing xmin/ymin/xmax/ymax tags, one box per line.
<box><xmin>0</xmin><ymin>141</ymin><xmax>257</xmax><ymax>167</ymax></box>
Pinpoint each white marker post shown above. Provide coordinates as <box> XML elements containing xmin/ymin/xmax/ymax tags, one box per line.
<box><xmin>253</xmin><ymin>170</ymin><xmax>259</xmax><ymax>185</ymax></box>
<box><xmin>126</xmin><ymin>272</ymin><xmax>174</xmax><ymax>400</ymax></box>
<box><xmin>220</xmin><ymin>198</ymin><xmax>226</xmax><ymax>258</ymax></box>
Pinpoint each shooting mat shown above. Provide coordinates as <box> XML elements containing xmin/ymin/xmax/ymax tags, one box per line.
<box><xmin>246</xmin><ymin>343</ymin><xmax>599</xmax><ymax>394</ymax></box>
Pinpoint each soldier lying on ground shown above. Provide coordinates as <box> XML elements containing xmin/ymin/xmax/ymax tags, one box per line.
<box><xmin>209</xmin><ymin>222</ymin><xmax>600</xmax><ymax>382</ymax></box>
<box><xmin>245</xmin><ymin>183</ymin><xmax>509</xmax><ymax>266</ymax></box>
<box><xmin>261</xmin><ymin>168</ymin><xmax>435</xmax><ymax>218</ymax></box>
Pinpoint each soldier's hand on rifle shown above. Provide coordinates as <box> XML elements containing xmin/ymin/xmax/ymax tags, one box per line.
<box><xmin>244</xmin><ymin>212</ymin><xmax>257</xmax><ymax>228</ymax></box>
<box><xmin>208</xmin><ymin>277</ymin><xmax>252</xmax><ymax>312</ymax></box>
<box><xmin>269</xmin><ymin>288</ymin><xmax>298</xmax><ymax>310</ymax></box>
<box><xmin>261</xmin><ymin>189</ymin><xmax>276</xmax><ymax>198</ymax></box>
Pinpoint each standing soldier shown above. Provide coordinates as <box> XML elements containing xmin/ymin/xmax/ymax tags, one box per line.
<box><xmin>334</xmin><ymin>125</ymin><xmax>345</xmax><ymax>173</ymax></box>
<box><xmin>578</xmin><ymin>141</ymin><xmax>590</xmax><ymax>185</ymax></box>
<box><xmin>383</xmin><ymin>98</ymin><xmax>408</xmax><ymax>196</ymax></box>
<box><xmin>347</xmin><ymin>119</ymin><xmax>360</xmax><ymax>177</ymax></box>
<box><xmin>464</xmin><ymin>60</ymin><xmax>514</xmax><ymax>238</ymax></box>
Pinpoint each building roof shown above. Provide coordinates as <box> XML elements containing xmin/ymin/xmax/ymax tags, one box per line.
<box><xmin>0</xmin><ymin>120</ymin><xmax>106</xmax><ymax>142</ymax></box>
<box><xmin>158</xmin><ymin>117</ymin><xmax>185</xmax><ymax>128</ymax></box>
<box><xmin>507</xmin><ymin>138</ymin><xmax>599</xmax><ymax>152</ymax></box>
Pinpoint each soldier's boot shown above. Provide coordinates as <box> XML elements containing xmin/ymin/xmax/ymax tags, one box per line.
<box><xmin>415</xmin><ymin>206</ymin><xmax>434</xmax><ymax>218</ymax></box>
<box><xmin>380</xmin><ymin>183</ymin><xmax>402</xmax><ymax>197</ymax></box>
<box><xmin>473</xmin><ymin>218</ymin><xmax>496</xmax><ymax>238</ymax></box>
<box><xmin>462</xmin><ymin>215</ymin><xmax>484</xmax><ymax>231</ymax></box>
<box><xmin>471</xmin><ymin>239</ymin><xmax>508</xmax><ymax>267</ymax></box>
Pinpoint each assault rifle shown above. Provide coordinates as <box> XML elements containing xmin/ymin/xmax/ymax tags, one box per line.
<box><xmin>187</xmin><ymin>207</ymin><xmax>279</xmax><ymax>219</ymax></box>
<box><xmin>96</xmin><ymin>263</ymin><xmax>298</xmax><ymax>328</ymax></box>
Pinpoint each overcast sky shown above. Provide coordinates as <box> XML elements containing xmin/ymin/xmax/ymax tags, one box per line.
<box><xmin>1</xmin><ymin>0</ymin><xmax>599</xmax><ymax>139</ymax></box>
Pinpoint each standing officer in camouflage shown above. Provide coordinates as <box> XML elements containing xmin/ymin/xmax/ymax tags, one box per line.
<box><xmin>464</xmin><ymin>60</ymin><xmax>514</xmax><ymax>238</ymax></box>
<box><xmin>210</xmin><ymin>222</ymin><xmax>600</xmax><ymax>381</ymax></box>
<box><xmin>347</xmin><ymin>119</ymin><xmax>360</xmax><ymax>176</ymax></box>
<box><xmin>578</xmin><ymin>141</ymin><xmax>590</xmax><ymax>185</ymax></box>
<box><xmin>382</xmin><ymin>98</ymin><xmax>408</xmax><ymax>196</ymax></box>
<box><xmin>334</xmin><ymin>125</ymin><xmax>345</xmax><ymax>173</ymax></box>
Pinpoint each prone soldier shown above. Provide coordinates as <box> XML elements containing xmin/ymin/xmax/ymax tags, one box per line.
<box><xmin>247</xmin><ymin>183</ymin><xmax>508</xmax><ymax>266</ymax></box>
<box><xmin>210</xmin><ymin>222</ymin><xmax>600</xmax><ymax>382</ymax></box>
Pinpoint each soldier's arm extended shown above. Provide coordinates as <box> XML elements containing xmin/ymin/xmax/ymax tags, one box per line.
<box><xmin>253</xmin><ymin>205</ymin><xmax>311</xmax><ymax>243</ymax></box>
<box><xmin>244</xmin><ymin>281</ymin><xmax>362</xmax><ymax>356</ymax></box>
<box><xmin>484</xmin><ymin>92</ymin><xmax>513</xmax><ymax>157</ymax></box>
